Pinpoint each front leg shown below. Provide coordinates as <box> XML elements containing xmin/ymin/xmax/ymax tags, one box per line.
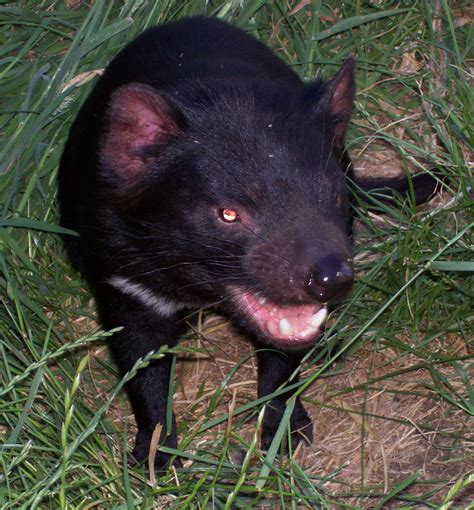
<box><xmin>256</xmin><ymin>347</ymin><xmax>313</xmax><ymax>451</ymax></box>
<box><xmin>94</xmin><ymin>284</ymin><xmax>187</xmax><ymax>469</ymax></box>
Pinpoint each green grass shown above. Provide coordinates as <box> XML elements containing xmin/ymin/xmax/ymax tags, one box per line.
<box><xmin>1</xmin><ymin>1</ymin><xmax>473</xmax><ymax>508</ymax></box>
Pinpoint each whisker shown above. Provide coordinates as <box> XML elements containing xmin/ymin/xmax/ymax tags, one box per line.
<box><xmin>176</xmin><ymin>275</ymin><xmax>252</xmax><ymax>291</ymax></box>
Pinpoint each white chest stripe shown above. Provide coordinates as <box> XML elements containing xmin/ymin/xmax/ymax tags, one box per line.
<box><xmin>108</xmin><ymin>276</ymin><xmax>186</xmax><ymax>317</ymax></box>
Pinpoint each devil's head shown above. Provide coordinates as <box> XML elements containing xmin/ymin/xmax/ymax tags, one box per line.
<box><xmin>98</xmin><ymin>59</ymin><xmax>356</xmax><ymax>349</ymax></box>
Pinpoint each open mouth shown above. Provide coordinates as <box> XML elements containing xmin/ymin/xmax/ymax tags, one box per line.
<box><xmin>234</xmin><ymin>289</ymin><xmax>328</xmax><ymax>347</ymax></box>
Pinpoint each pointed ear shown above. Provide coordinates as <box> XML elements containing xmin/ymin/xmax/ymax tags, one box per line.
<box><xmin>315</xmin><ymin>57</ymin><xmax>356</xmax><ymax>147</ymax></box>
<box><xmin>100</xmin><ymin>83</ymin><xmax>186</xmax><ymax>183</ymax></box>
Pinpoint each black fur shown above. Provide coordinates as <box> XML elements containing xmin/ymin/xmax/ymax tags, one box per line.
<box><xmin>58</xmin><ymin>16</ymin><xmax>438</xmax><ymax>468</ymax></box>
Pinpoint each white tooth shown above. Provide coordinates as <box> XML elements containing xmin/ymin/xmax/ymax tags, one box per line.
<box><xmin>310</xmin><ymin>307</ymin><xmax>328</xmax><ymax>330</ymax></box>
<box><xmin>258</xmin><ymin>296</ymin><xmax>267</xmax><ymax>305</ymax></box>
<box><xmin>279</xmin><ymin>318</ymin><xmax>292</xmax><ymax>336</ymax></box>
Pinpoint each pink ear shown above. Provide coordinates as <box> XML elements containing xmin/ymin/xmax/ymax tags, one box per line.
<box><xmin>101</xmin><ymin>83</ymin><xmax>184</xmax><ymax>182</ymax></box>
<box><xmin>317</xmin><ymin>58</ymin><xmax>356</xmax><ymax>147</ymax></box>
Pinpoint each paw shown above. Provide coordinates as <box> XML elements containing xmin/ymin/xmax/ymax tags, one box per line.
<box><xmin>289</xmin><ymin>403</ymin><xmax>313</xmax><ymax>450</ymax></box>
<box><xmin>128</xmin><ymin>429</ymin><xmax>177</xmax><ymax>471</ymax></box>
<box><xmin>261</xmin><ymin>400</ymin><xmax>313</xmax><ymax>452</ymax></box>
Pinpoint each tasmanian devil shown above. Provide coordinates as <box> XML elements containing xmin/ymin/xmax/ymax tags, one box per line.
<box><xmin>58</xmin><ymin>16</ymin><xmax>438</xmax><ymax>468</ymax></box>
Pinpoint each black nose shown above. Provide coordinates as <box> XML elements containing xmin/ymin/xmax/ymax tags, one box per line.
<box><xmin>306</xmin><ymin>254</ymin><xmax>354</xmax><ymax>302</ymax></box>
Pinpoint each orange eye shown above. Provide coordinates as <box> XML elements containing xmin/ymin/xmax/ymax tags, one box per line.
<box><xmin>220</xmin><ymin>208</ymin><xmax>239</xmax><ymax>223</ymax></box>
